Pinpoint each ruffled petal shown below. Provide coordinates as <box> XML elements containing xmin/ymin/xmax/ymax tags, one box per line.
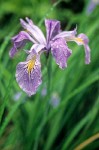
<box><xmin>9</xmin><ymin>31</ymin><xmax>34</xmax><ymax>58</ymax></box>
<box><xmin>45</xmin><ymin>19</ymin><xmax>61</xmax><ymax>43</ymax></box>
<box><xmin>16</xmin><ymin>54</ymin><xmax>42</xmax><ymax>96</ymax></box>
<box><xmin>51</xmin><ymin>38</ymin><xmax>72</xmax><ymax>69</ymax></box>
<box><xmin>20</xmin><ymin>18</ymin><xmax>46</xmax><ymax>45</ymax></box>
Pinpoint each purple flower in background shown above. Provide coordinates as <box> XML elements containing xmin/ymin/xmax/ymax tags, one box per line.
<box><xmin>50</xmin><ymin>93</ymin><xmax>60</xmax><ymax>108</ymax></box>
<box><xmin>13</xmin><ymin>92</ymin><xmax>22</xmax><ymax>101</ymax></box>
<box><xmin>9</xmin><ymin>17</ymin><xmax>91</xmax><ymax>96</ymax></box>
<box><xmin>41</xmin><ymin>86</ymin><xmax>47</xmax><ymax>97</ymax></box>
<box><xmin>86</xmin><ymin>0</ymin><xmax>99</xmax><ymax>15</ymax></box>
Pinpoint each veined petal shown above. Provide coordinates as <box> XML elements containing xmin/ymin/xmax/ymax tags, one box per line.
<box><xmin>9</xmin><ymin>31</ymin><xmax>34</xmax><ymax>58</ymax></box>
<box><xmin>71</xmin><ymin>33</ymin><xmax>91</xmax><ymax>64</ymax></box>
<box><xmin>25</xmin><ymin>17</ymin><xmax>34</xmax><ymax>26</ymax></box>
<box><xmin>53</xmin><ymin>28</ymin><xmax>77</xmax><ymax>40</ymax></box>
<box><xmin>26</xmin><ymin>17</ymin><xmax>46</xmax><ymax>44</ymax></box>
<box><xmin>16</xmin><ymin>54</ymin><xmax>42</xmax><ymax>96</ymax></box>
<box><xmin>20</xmin><ymin>18</ymin><xmax>46</xmax><ymax>45</ymax></box>
<box><xmin>51</xmin><ymin>38</ymin><xmax>72</xmax><ymax>69</ymax></box>
<box><xmin>45</xmin><ymin>19</ymin><xmax>61</xmax><ymax>42</ymax></box>
<box><xmin>11</xmin><ymin>31</ymin><xmax>35</xmax><ymax>44</ymax></box>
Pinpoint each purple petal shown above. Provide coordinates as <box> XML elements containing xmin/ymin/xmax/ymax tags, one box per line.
<box><xmin>54</xmin><ymin>28</ymin><xmax>77</xmax><ymax>40</ymax></box>
<box><xmin>12</xmin><ymin>31</ymin><xmax>34</xmax><ymax>46</ymax></box>
<box><xmin>9</xmin><ymin>31</ymin><xmax>34</xmax><ymax>58</ymax></box>
<box><xmin>16</xmin><ymin>54</ymin><xmax>42</xmax><ymax>96</ymax></box>
<box><xmin>25</xmin><ymin>17</ymin><xmax>34</xmax><ymax>26</ymax></box>
<box><xmin>65</xmin><ymin>33</ymin><xmax>91</xmax><ymax>64</ymax></box>
<box><xmin>20</xmin><ymin>18</ymin><xmax>46</xmax><ymax>44</ymax></box>
<box><xmin>86</xmin><ymin>0</ymin><xmax>99</xmax><ymax>15</ymax></box>
<box><xmin>9</xmin><ymin>45</ymin><xmax>18</xmax><ymax>58</ymax></box>
<box><xmin>30</xmin><ymin>44</ymin><xmax>46</xmax><ymax>54</ymax></box>
<box><xmin>75</xmin><ymin>33</ymin><xmax>91</xmax><ymax>64</ymax></box>
<box><xmin>77</xmin><ymin>33</ymin><xmax>89</xmax><ymax>44</ymax></box>
<box><xmin>25</xmin><ymin>44</ymin><xmax>46</xmax><ymax>58</ymax></box>
<box><xmin>84</xmin><ymin>44</ymin><xmax>91</xmax><ymax>64</ymax></box>
<box><xmin>51</xmin><ymin>38</ymin><xmax>72</xmax><ymax>69</ymax></box>
<box><xmin>45</xmin><ymin>19</ymin><xmax>61</xmax><ymax>42</ymax></box>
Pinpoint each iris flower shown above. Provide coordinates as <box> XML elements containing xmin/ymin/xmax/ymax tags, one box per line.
<box><xmin>9</xmin><ymin>18</ymin><xmax>91</xmax><ymax>96</ymax></box>
<box><xmin>87</xmin><ymin>0</ymin><xmax>99</xmax><ymax>15</ymax></box>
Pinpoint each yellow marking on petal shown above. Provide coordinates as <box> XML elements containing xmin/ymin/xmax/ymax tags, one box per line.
<box><xmin>25</xmin><ymin>29</ymin><xmax>29</xmax><ymax>32</ymax></box>
<box><xmin>75</xmin><ymin>37</ymin><xmax>83</xmax><ymax>43</ymax></box>
<box><xmin>27</xmin><ymin>56</ymin><xmax>36</xmax><ymax>75</ymax></box>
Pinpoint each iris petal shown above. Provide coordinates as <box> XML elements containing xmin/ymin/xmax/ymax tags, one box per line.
<box><xmin>16</xmin><ymin>54</ymin><xmax>42</xmax><ymax>96</ymax></box>
<box><xmin>51</xmin><ymin>38</ymin><xmax>72</xmax><ymax>69</ymax></box>
<box><xmin>45</xmin><ymin>19</ymin><xmax>61</xmax><ymax>43</ymax></box>
<box><xmin>20</xmin><ymin>18</ymin><xmax>46</xmax><ymax>44</ymax></box>
<box><xmin>74</xmin><ymin>33</ymin><xmax>91</xmax><ymax>64</ymax></box>
<box><xmin>9</xmin><ymin>31</ymin><xmax>34</xmax><ymax>58</ymax></box>
<box><xmin>54</xmin><ymin>28</ymin><xmax>77</xmax><ymax>40</ymax></box>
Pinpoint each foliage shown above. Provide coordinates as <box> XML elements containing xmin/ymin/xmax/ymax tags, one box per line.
<box><xmin>0</xmin><ymin>0</ymin><xmax>99</xmax><ymax>150</ymax></box>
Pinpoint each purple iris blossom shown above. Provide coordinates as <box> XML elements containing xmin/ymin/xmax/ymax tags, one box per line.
<box><xmin>9</xmin><ymin>17</ymin><xmax>91</xmax><ymax>96</ymax></box>
<box><xmin>86</xmin><ymin>0</ymin><xmax>99</xmax><ymax>15</ymax></box>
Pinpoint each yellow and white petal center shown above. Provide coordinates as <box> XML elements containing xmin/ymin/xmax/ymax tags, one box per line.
<box><xmin>27</xmin><ymin>56</ymin><xmax>36</xmax><ymax>74</ymax></box>
<box><xmin>75</xmin><ymin>37</ymin><xmax>84</xmax><ymax>44</ymax></box>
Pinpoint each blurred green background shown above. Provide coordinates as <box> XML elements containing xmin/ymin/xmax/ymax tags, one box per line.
<box><xmin>0</xmin><ymin>0</ymin><xmax>99</xmax><ymax>150</ymax></box>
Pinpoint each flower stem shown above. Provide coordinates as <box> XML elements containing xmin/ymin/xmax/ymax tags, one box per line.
<box><xmin>74</xmin><ymin>133</ymin><xmax>99</xmax><ymax>150</ymax></box>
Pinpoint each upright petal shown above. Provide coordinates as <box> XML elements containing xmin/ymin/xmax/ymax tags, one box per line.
<box><xmin>20</xmin><ymin>18</ymin><xmax>46</xmax><ymax>45</ymax></box>
<box><xmin>26</xmin><ymin>17</ymin><xmax>46</xmax><ymax>44</ymax></box>
<box><xmin>30</xmin><ymin>43</ymin><xmax>46</xmax><ymax>54</ymax></box>
<box><xmin>84</xmin><ymin>44</ymin><xmax>90</xmax><ymax>64</ymax></box>
<box><xmin>9</xmin><ymin>31</ymin><xmax>34</xmax><ymax>58</ymax></box>
<box><xmin>45</xmin><ymin>19</ymin><xmax>61</xmax><ymax>43</ymax></box>
<box><xmin>51</xmin><ymin>38</ymin><xmax>72</xmax><ymax>69</ymax></box>
<box><xmin>16</xmin><ymin>54</ymin><xmax>42</xmax><ymax>96</ymax></box>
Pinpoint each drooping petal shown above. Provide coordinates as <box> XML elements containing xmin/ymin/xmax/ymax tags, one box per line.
<box><xmin>12</xmin><ymin>31</ymin><xmax>35</xmax><ymax>45</ymax></box>
<box><xmin>72</xmin><ymin>33</ymin><xmax>91</xmax><ymax>64</ymax></box>
<box><xmin>20</xmin><ymin>18</ymin><xmax>46</xmax><ymax>45</ymax></box>
<box><xmin>77</xmin><ymin>33</ymin><xmax>89</xmax><ymax>44</ymax></box>
<box><xmin>45</xmin><ymin>19</ymin><xmax>61</xmax><ymax>43</ymax></box>
<box><xmin>16</xmin><ymin>54</ymin><xmax>42</xmax><ymax>96</ymax></box>
<box><xmin>9</xmin><ymin>31</ymin><xmax>34</xmax><ymax>58</ymax></box>
<box><xmin>9</xmin><ymin>45</ymin><xmax>18</xmax><ymax>58</ymax></box>
<box><xmin>84</xmin><ymin>44</ymin><xmax>91</xmax><ymax>64</ymax></box>
<box><xmin>51</xmin><ymin>38</ymin><xmax>72</xmax><ymax>69</ymax></box>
